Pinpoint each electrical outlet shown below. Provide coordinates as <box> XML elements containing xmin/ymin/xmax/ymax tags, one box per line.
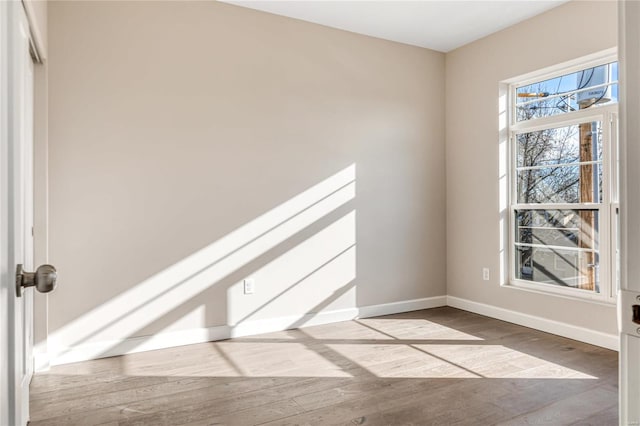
<box><xmin>482</xmin><ymin>268</ymin><xmax>490</xmax><ymax>281</ymax></box>
<box><xmin>243</xmin><ymin>278</ymin><xmax>255</xmax><ymax>295</ymax></box>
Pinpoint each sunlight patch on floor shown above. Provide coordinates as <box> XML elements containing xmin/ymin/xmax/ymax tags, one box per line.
<box><xmin>118</xmin><ymin>342</ymin><xmax>354</xmax><ymax>378</ymax></box>
<box><xmin>354</xmin><ymin>318</ymin><xmax>486</xmax><ymax>341</ymax></box>
<box><xmin>421</xmin><ymin>344</ymin><xmax>598</xmax><ymax>379</ymax></box>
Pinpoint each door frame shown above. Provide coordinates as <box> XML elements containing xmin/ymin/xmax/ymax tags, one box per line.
<box><xmin>1</xmin><ymin>1</ymin><xmax>12</xmax><ymax>424</ymax></box>
<box><xmin>1</xmin><ymin>1</ymin><xmax>38</xmax><ymax>424</ymax></box>
<box><xmin>12</xmin><ymin>2</ymin><xmax>36</xmax><ymax>422</ymax></box>
<box><xmin>618</xmin><ymin>0</ymin><xmax>640</xmax><ymax>424</ymax></box>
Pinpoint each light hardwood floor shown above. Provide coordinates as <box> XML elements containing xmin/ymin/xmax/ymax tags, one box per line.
<box><xmin>29</xmin><ymin>307</ymin><xmax>618</xmax><ymax>425</ymax></box>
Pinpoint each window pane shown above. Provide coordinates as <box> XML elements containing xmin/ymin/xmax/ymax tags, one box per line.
<box><xmin>517</xmin><ymin>164</ymin><xmax>602</xmax><ymax>204</ymax></box>
<box><xmin>516</xmin><ymin>62</ymin><xmax>618</xmax><ymax>122</ymax></box>
<box><xmin>515</xmin><ymin>209</ymin><xmax>599</xmax><ymax>292</ymax></box>
<box><xmin>516</xmin><ymin>122</ymin><xmax>602</xmax><ymax>168</ymax></box>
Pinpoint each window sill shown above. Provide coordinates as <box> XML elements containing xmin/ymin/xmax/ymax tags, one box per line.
<box><xmin>503</xmin><ymin>279</ymin><xmax>617</xmax><ymax>307</ymax></box>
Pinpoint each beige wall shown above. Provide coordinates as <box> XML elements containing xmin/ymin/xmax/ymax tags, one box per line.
<box><xmin>45</xmin><ymin>0</ymin><xmax>619</xmax><ymax>362</ymax></box>
<box><xmin>445</xmin><ymin>0</ymin><xmax>618</xmax><ymax>335</ymax></box>
<box><xmin>47</xmin><ymin>1</ymin><xmax>446</xmax><ymax>354</ymax></box>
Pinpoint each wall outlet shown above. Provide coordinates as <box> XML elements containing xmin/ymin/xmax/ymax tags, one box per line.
<box><xmin>482</xmin><ymin>268</ymin><xmax>490</xmax><ymax>281</ymax></box>
<box><xmin>243</xmin><ymin>278</ymin><xmax>255</xmax><ymax>295</ymax></box>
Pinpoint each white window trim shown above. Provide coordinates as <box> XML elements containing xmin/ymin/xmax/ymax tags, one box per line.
<box><xmin>505</xmin><ymin>55</ymin><xmax>618</xmax><ymax>305</ymax></box>
<box><xmin>503</xmin><ymin>48</ymin><xmax>617</xmax><ymax>88</ymax></box>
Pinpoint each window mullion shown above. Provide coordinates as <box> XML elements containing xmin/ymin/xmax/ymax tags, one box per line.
<box><xmin>511</xmin><ymin>108</ymin><xmax>612</xmax><ymax>134</ymax></box>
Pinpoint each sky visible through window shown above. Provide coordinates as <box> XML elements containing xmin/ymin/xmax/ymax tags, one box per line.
<box><xmin>516</xmin><ymin>62</ymin><xmax>618</xmax><ymax>121</ymax></box>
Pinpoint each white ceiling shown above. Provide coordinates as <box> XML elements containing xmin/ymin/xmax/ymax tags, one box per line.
<box><xmin>223</xmin><ymin>1</ymin><xmax>568</xmax><ymax>52</ymax></box>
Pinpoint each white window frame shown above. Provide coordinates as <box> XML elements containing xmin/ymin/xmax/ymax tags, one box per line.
<box><xmin>507</xmin><ymin>54</ymin><xmax>619</xmax><ymax>305</ymax></box>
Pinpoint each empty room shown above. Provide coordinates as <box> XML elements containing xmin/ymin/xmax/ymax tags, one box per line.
<box><xmin>1</xmin><ymin>0</ymin><xmax>640</xmax><ymax>425</ymax></box>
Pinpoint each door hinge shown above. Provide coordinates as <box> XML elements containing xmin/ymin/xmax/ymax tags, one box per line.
<box><xmin>619</xmin><ymin>290</ymin><xmax>640</xmax><ymax>337</ymax></box>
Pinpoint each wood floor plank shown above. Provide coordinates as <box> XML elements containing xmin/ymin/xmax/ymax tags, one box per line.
<box><xmin>30</xmin><ymin>307</ymin><xmax>618</xmax><ymax>426</ymax></box>
<box><xmin>29</xmin><ymin>377</ymin><xmax>311</xmax><ymax>426</ymax></box>
<box><xmin>116</xmin><ymin>377</ymin><xmax>354</xmax><ymax>426</ymax></box>
<box><xmin>496</xmin><ymin>385</ymin><xmax>618</xmax><ymax>425</ymax></box>
<box><xmin>567</xmin><ymin>403</ymin><xmax>618</xmax><ymax>426</ymax></box>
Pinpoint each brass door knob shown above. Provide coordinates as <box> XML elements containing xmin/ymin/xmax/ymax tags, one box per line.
<box><xmin>16</xmin><ymin>264</ymin><xmax>57</xmax><ymax>297</ymax></box>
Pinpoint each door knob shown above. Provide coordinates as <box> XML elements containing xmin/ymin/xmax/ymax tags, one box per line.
<box><xmin>16</xmin><ymin>264</ymin><xmax>57</xmax><ymax>297</ymax></box>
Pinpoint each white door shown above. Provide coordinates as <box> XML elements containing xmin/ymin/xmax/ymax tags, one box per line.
<box><xmin>618</xmin><ymin>1</ymin><xmax>640</xmax><ymax>424</ymax></box>
<box><xmin>1</xmin><ymin>1</ymin><xmax>35</xmax><ymax>425</ymax></box>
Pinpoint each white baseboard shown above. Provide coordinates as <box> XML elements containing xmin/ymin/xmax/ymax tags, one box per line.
<box><xmin>229</xmin><ymin>307</ymin><xmax>360</xmax><ymax>338</ymax></box>
<box><xmin>44</xmin><ymin>294</ymin><xmax>615</xmax><ymax>368</ymax></box>
<box><xmin>33</xmin><ymin>340</ymin><xmax>50</xmax><ymax>372</ymax></box>
<box><xmin>358</xmin><ymin>296</ymin><xmax>447</xmax><ymax>319</ymax></box>
<box><xmin>44</xmin><ymin>296</ymin><xmax>447</xmax><ymax>368</ymax></box>
<box><xmin>47</xmin><ymin>324</ymin><xmax>231</xmax><ymax>367</ymax></box>
<box><xmin>446</xmin><ymin>296</ymin><xmax>619</xmax><ymax>351</ymax></box>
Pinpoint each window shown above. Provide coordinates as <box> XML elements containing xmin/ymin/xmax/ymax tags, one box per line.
<box><xmin>509</xmin><ymin>57</ymin><xmax>618</xmax><ymax>302</ymax></box>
